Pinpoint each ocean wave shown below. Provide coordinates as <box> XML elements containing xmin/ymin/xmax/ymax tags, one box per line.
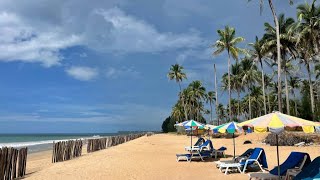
<box><xmin>0</xmin><ymin>138</ymin><xmax>87</xmax><ymax>148</ymax></box>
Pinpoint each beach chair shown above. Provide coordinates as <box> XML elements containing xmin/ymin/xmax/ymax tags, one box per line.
<box><xmin>204</xmin><ymin>140</ymin><xmax>227</xmax><ymax>159</ymax></box>
<box><xmin>184</xmin><ymin>140</ymin><xmax>226</xmax><ymax>162</ymax></box>
<box><xmin>178</xmin><ymin>140</ymin><xmax>213</xmax><ymax>162</ymax></box>
<box><xmin>293</xmin><ymin>156</ymin><xmax>320</xmax><ymax>180</ymax></box>
<box><xmin>184</xmin><ymin>137</ymin><xmax>205</xmax><ymax>150</ymax></box>
<box><xmin>248</xmin><ymin>152</ymin><xmax>311</xmax><ymax>180</ymax></box>
<box><xmin>219</xmin><ymin>148</ymin><xmax>268</xmax><ymax>175</ymax></box>
<box><xmin>215</xmin><ymin>148</ymin><xmax>254</xmax><ymax>168</ymax></box>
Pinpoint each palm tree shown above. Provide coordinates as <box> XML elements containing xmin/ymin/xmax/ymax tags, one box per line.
<box><xmin>168</xmin><ymin>64</ymin><xmax>188</xmax><ymax>120</ymax></box>
<box><xmin>297</xmin><ymin>0</ymin><xmax>320</xmax><ymax>53</ymax></box>
<box><xmin>241</xmin><ymin>57</ymin><xmax>258</xmax><ymax>119</ymax></box>
<box><xmin>188</xmin><ymin>80</ymin><xmax>207</xmax><ymax>121</ymax></box>
<box><xmin>217</xmin><ymin>103</ymin><xmax>226</xmax><ymax>124</ymax></box>
<box><xmin>250</xmin><ymin>86</ymin><xmax>264</xmax><ymax>118</ymax></box>
<box><xmin>206</xmin><ymin>91</ymin><xmax>216</xmax><ymax>123</ymax></box>
<box><xmin>213</xmin><ymin>26</ymin><xmax>245</xmax><ymax>120</ymax></box>
<box><xmin>171</xmin><ymin>102</ymin><xmax>184</xmax><ymax>122</ymax></box>
<box><xmin>214</xmin><ymin>64</ymin><xmax>220</xmax><ymax>125</ymax></box>
<box><xmin>289</xmin><ymin>76</ymin><xmax>301</xmax><ymax>116</ymax></box>
<box><xmin>296</xmin><ymin>0</ymin><xmax>320</xmax><ymax>119</ymax></box>
<box><xmin>230</xmin><ymin>63</ymin><xmax>244</xmax><ymax>118</ymax></box>
<box><xmin>249</xmin><ymin>36</ymin><xmax>267</xmax><ymax>114</ymax></box>
<box><xmin>249</xmin><ymin>0</ymin><xmax>294</xmax><ymax>114</ymax></box>
<box><xmin>263</xmin><ymin>13</ymin><xmax>297</xmax><ymax>114</ymax></box>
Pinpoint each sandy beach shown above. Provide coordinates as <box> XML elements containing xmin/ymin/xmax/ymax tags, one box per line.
<box><xmin>24</xmin><ymin>133</ymin><xmax>320</xmax><ymax>180</ymax></box>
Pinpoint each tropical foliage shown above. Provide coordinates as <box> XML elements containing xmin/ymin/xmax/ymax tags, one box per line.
<box><xmin>164</xmin><ymin>0</ymin><xmax>320</xmax><ymax>129</ymax></box>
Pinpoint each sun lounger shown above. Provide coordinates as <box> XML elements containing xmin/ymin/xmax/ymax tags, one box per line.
<box><xmin>215</xmin><ymin>148</ymin><xmax>254</xmax><ymax>167</ymax></box>
<box><xmin>293</xmin><ymin>156</ymin><xmax>320</xmax><ymax>180</ymax></box>
<box><xmin>184</xmin><ymin>137</ymin><xmax>205</xmax><ymax>150</ymax></box>
<box><xmin>248</xmin><ymin>152</ymin><xmax>311</xmax><ymax>180</ymax></box>
<box><xmin>219</xmin><ymin>148</ymin><xmax>268</xmax><ymax>175</ymax></box>
<box><xmin>176</xmin><ymin>154</ymin><xmax>191</xmax><ymax>162</ymax></box>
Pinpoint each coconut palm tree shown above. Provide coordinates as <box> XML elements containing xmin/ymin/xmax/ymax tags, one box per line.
<box><xmin>296</xmin><ymin>0</ymin><xmax>320</xmax><ymax>53</ymax></box>
<box><xmin>241</xmin><ymin>57</ymin><xmax>259</xmax><ymax>119</ymax></box>
<box><xmin>262</xmin><ymin>13</ymin><xmax>297</xmax><ymax>114</ymax></box>
<box><xmin>217</xmin><ymin>103</ymin><xmax>226</xmax><ymax>124</ymax></box>
<box><xmin>249</xmin><ymin>36</ymin><xmax>267</xmax><ymax>114</ymax></box>
<box><xmin>249</xmin><ymin>86</ymin><xmax>264</xmax><ymax>118</ymax></box>
<box><xmin>249</xmin><ymin>0</ymin><xmax>294</xmax><ymax>114</ymax></box>
<box><xmin>171</xmin><ymin>102</ymin><xmax>184</xmax><ymax>122</ymax></box>
<box><xmin>168</xmin><ymin>64</ymin><xmax>188</xmax><ymax>120</ymax></box>
<box><xmin>206</xmin><ymin>91</ymin><xmax>216</xmax><ymax>123</ymax></box>
<box><xmin>188</xmin><ymin>80</ymin><xmax>207</xmax><ymax>121</ymax></box>
<box><xmin>230</xmin><ymin>63</ymin><xmax>244</xmax><ymax>118</ymax></box>
<box><xmin>213</xmin><ymin>26</ymin><xmax>245</xmax><ymax>120</ymax></box>
<box><xmin>295</xmin><ymin>0</ymin><xmax>320</xmax><ymax>119</ymax></box>
<box><xmin>289</xmin><ymin>76</ymin><xmax>301</xmax><ymax>116</ymax></box>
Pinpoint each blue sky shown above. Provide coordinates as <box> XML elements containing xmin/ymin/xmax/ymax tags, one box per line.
<box><xmin>0</xmin><ymin>0</ymin><xmax>305</xmax><ymax>133</ymax></box>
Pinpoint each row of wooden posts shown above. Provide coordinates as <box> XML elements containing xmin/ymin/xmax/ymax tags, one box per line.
<box><xmin>52</xmin><ymin>133</ymin><xmax>151</xmax><ymax>163</ymax></box>
<box><xmin>52</xmin><ymin>139</ymin><xmax>83</xmax><ymax>163</ymax></box>
<box><xmin>87</xmin><ymin>133</ymin><xmax>148</xmax><ymax>153</ymax></box>
<box><xmin>0</xmin><ymin>147</ymin><xmax>28</xmax><ymax>180</ymax></box>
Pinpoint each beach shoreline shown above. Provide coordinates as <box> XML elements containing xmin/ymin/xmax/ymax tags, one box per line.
<box><xmin>22</xmin><ymin>133</ymin><xmax>320</xmax><ymax>179</ymax></box>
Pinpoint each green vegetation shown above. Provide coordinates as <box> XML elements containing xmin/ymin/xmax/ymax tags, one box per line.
<box><xmin>163</xmin><ymin>0</ymin><xmax>320</xmax><ymax>129</ymax></box>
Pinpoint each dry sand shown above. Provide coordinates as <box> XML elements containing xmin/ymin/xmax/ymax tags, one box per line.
<box><xmin>25</xmin><ymin>133</ymin><xmax>320</xmax><ymax>180</ymax></box>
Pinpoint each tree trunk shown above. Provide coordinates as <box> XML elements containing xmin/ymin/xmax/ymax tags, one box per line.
<box><xmin>306</xmin><ymin>63</ymin><xmax>315</xmax><ymax>120</ymax></box>
<box><xmin>268</xmin><ymin>0</ymin><xmax>282</xmax><ymax>113</ymax></box>
<box><xmin>249</xmin><ymin>93</ymin><xmax>252</xmax><ymax>119</ymax></box>
<box><xmin>267</xmin><ymin>93</ymin><xmax>271</xmax><ymax>113</ymax></box>
<box><xmin>210</xmin><ymin>102</ymin><xmax>213</xmax><ymax>123</ymax></box>
<box><xmin>178</xmin><ymin>82</ymin><xmax>188</xmax><ymax>120</ymax></box>
<box><xmin>214</xmin><ymin>64</ymin><xmax>219</xmax><ymax>125</ymax></box>
<box><xmin>237</xmin><ymin>90</ymin><xmax>240</xmax><ymax>120</ymax></box>
<box><xmin>260</xmin><ymin>61</ymin><xmax>267</xmax><ymax>115</ymax></box>
<box><xmin>227</xmin><ymin>52</ymin><xmax>232</xmax><ymax>120</ymax></box>
<box><xmin>293</xmin><ymin>91</ymin><xmax>298</xmax><ymax>116</ymax></box>
<box><xmin>284</xmin><ymin>72</ymin><xmax>290</xmax><ymax>115</ymax></box>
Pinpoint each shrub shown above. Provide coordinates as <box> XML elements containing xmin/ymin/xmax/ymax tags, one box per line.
<box><xmin>265</xmin><ymin>132</ymin><xmax>314</xmax><ymax>146</ymax></box>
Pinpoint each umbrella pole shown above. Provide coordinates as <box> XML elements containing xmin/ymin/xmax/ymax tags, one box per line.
<box><xmin>276</xmin><ymin>134</ymin><xmax>280</xmax><ymax>180</ymax></box>
<box><xmin>190</xmin><ymin>127</ymin><xmax>193</xmax><ymax>148</ymax></box>
<box><xmin>233</xmin><ymin>133</ymin><xmax>235</xmax><ymax>159</ymax></box>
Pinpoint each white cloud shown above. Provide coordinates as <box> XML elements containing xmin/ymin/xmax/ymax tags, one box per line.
<box><xmin>176</xmin><ymin>47</ymin><xmax>212</xmax><ymax>64</ymax></box>
<box><xmin>66</xmin><ymin>66</ymin><xmax>98</xmax><ymax>81</ymax></box>
<box><xmin>0</xmin><ymin>1</ymin><xmax>205</xmax><ymax>66</ymax></box>
<box><xmin>89</xmin><ymin>8</ymin><xmax>204</xmax><ymax>53</ymax></box>
<box><xmin>106</xmin><ymin>66</ymin><xmax>140</xmax><ymax>79</ymax></box>
<box><xmin>0</xmin><ymin>12</ymin><xmax>82</xmax><ymax>67</ymax></box>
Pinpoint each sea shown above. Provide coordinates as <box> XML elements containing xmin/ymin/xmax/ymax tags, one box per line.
<box><xmin>0</xmin><ymin>133</ymin><xmax>134</xmax><ymax>153</ymax></box>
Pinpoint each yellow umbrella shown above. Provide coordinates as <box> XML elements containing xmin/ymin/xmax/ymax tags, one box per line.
<box><xmin>239</xmin><ymin>111</ymin><xmax>320</xmax><ymax>179</ymax></box>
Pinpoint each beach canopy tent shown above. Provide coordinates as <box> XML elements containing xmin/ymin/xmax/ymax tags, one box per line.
<box><xmin>238</xmin><ymin>111</ymin><xmax>320</xmax><ymax>179</ymax></box>
<box><xmin>212</xmin><ymin>121</ymin><xmax>242</xmax><ymax>158</ymax></box>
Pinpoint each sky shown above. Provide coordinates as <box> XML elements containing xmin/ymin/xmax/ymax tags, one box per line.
<box><xmin>0</xmin><ymin>0</ymin><xmax>306</xmax><ymax>133</ymax></box>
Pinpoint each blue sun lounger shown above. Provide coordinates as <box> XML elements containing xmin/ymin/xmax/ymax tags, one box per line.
<box><xmin>249</xmin><ymin>152</ymin><xmax>311</xmax><ymax>179</ymax></box>
<box><xmin>294</xmin><ymin>156</ymin><xmax>320</xmax><ymax>180</ymax></box>
<box><xmin>177</xmin><ymin>140</ymin><xmax>226</xmax><ymax>162</ymax></box>
<box><xmin>219</xmin><ymin>148</ymin><xmax>268</xmax><ymax>175</ymax></box>
<box><xmin>215</xmin><ymin>148</ymin><xmax>254</xmax><ymax>167</ymax></box>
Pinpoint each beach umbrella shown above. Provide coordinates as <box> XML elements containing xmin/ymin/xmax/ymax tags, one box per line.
<box><xmin>182</xmin><ymin>120</ymin><xmax>204</xmax><ymax>147</ymax></box>
<box><xmin>212</xmin><ymin>121</ymin><xmax>242</xmax><ymax>158</ymax></box>
<box><xmin>238</xmin><ymin>111</ymin><xmax>320</xmax><ymax>180</ymax></box>
<box><xmin>204</xmin><ymin>124</ymin><xmax>216</xmax><ymax>139</ymax></box>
